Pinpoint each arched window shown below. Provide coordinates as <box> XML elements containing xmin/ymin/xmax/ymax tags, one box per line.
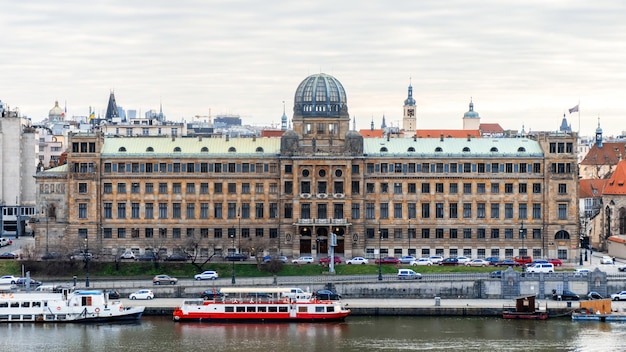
<box><xmin>228</xmin><ymin>147</ymin><xmax>237</xmax><ymax>153</ymax></box>
<box><xmin>201</xmin><ymin>147</ymin><xmax>208</xmax><ymax>152</ymax></box>
<box><xmin>462</xmin><ymin>147</ymin><xmax>470</xmax><ymax>152</ymax></box>
<box><xmin>490</xmin><ymin>147</ymin><xmax>498</xmax><ymax>152</ymax></box>
<box><xmin>380</xmin><ymin>147</ymin><xmax>388</xmax><ymax>153</ymax></box>
<box><xmin>256</xmin><ymin>147</ymin><xmax>264</xmax><ymax>153</ymax></box>
<box><xmin>517</xmin><ymin>147</ymin><xmax>526</xmax><ymax>152</ymax></box>
<box><xmin>435</xmin><ymin>147</ymin><xmax>443</xmax><ymax>152</ymax></box>
<box><xmin>118</xmin><ymin>147</ymin><xmax>126</xmax><ymax>152</ymax></box>
<box><xmin>619</xmin><ymin>208</ymin><xmax>626</xmax><ymax>234</ymax></box>
<box><xmin>173</xmin><ymin>147</ymin><xmax>181</xmax><ymax>152</ymax></box>
<box><xmin>146</xmin><ymin>147</ymin><xmax>154</xmax><ymax>152</ymax></box>
<box><xmin>407</xmin><ymin>147</ymin><xmax>415</xmax><ymax>152</ymax></box>
<box><xmin>554</xmin><ymin>230</ymin><xmax>570</xmax><ymax>240</ymax></box>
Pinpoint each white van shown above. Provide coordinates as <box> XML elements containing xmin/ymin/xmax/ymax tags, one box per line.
<box><xmin>397</xmin><ymin>269</ymin><xmax>422</xmax><ymax>280</ymax></box>
<box><xmin>527</xmin><ymin>263</ymin><xmax>554</xmax><ymax>273</ymax></box>
<box><xmin>281</xmin><ymin>288</ymin><xmax>312</xmax><ymax>301</ymax></box>
<box><xmin>0</xmin><ymin>238</ymin><xmax>11</xmax><ymax>247</ymax></box>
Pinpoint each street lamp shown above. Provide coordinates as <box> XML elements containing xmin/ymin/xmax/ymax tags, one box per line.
<box><xmin>230</xmin><ymin>227</ymin><xmax>236</xmax><ymax>285</ymax></box>
<box><xmin>408</xmin><ymin>220</ymin><xmax>411</xmax><ymax>257</ymax></box>
<box><xmin>43</xmin><ymin>203</ymin><xmax>49</xmax><ymax>255</ymax></box>
<box><xmin>378</xmin><ymin>221</ymin><xmax>383</xmax><ymax>281</ymax></box>
<box><xmin>84</xmin><ymin>236</ymin><xmax>90</xmax><ymax>288</ymax></box>
<box><xmin>519</xmin><ymin>221</ymin><xmax>526</xmax><ymax>256</ymax></box>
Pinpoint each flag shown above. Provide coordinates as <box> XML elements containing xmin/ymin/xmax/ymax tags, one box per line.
<box><xmin>569</xmin><ymin>105</ymin><xmax>579</xmax><ymax>114</ymax></box>
<box><xmin>89</xmin><ymin>111</ymin><xmax>95</xmax><ymax>120</ymax></box>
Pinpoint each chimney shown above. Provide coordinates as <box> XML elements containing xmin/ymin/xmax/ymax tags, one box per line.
<box><xmin>253</xmin><ymin>135</ymin><xmax>256</xmax><ymax>142</ymax></box>
<box><xmin>467</xmin><ymin>134</ymin><xmax>471</xmax><ymax>142</ymax></box>
<box><xmin>413</xmin><ymin>135</ymin><xmax>416</xmax><ymax>142</ymax></box>
<box><xmin>440</xmin><ymin>134</ymin><xmax>444</xmax><ymax>142</ymax></box>
<box><xmin>198</xmin><ymin>136</ymin><xmax>202</xmax><ymax>142</ymax></box>
<box><xmin>225</xmin><ymin>134</ymin><xmax>230</xmax><ymax>142</ymax></box>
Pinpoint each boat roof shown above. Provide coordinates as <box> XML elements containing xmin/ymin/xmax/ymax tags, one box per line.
<box><xmin>219</xmin><ymin>287</ymin><xmax>300</xmax><ymax>294</ymax></box>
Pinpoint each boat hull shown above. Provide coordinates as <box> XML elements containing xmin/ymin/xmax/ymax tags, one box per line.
<box><xmin>502</xmin><ymin>311</ymin><xmax>549</xmax><ymax>320</ymax></box>
<box><xmin>572</xmin><ymin>313</ymin><xmax>626</xmax><ymax>322</ymax></box>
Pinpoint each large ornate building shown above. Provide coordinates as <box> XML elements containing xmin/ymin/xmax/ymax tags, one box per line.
<box><xmin>32</xmin><ymin>73</ymin><xmax>580</xmax><ymax>262</ymax></box>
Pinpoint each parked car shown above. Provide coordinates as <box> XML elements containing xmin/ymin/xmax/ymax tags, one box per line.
<box><xmin>165</xmin><ymin>253</ymin><xmax>190</xmax><ymax>262</ymax></box>
<box><xmin>136</xmin><ymin>253</ymin><xmax>157</xmax><ymax>261</ymax></box>
<box><xmin>611</xmin><ymin>291</ymin><xmax>626</xmax><ymax>301</ymax></box>
<box><xmin>262</xmin><ymin>255</ymin><xmax>288</xmax><ymax>263</ymax></box>
<box><xmin>119</xmin><ymin>251</ymin><xmax>136</xmax><ymax>260</ymax></box>
<box><xmin>225</xmin><ymin>253</ymin><xmax>247</xmax><ymax>261</ymax></box>
<box><xmin>399</xmin><ymin>256</ymin><xmax>417</xmax><ymax>264</ymax></box>
<box><xmin>526</xmin><ymin>259</ymin><xmax>549</xmax><ymax>267</ymax></box>
<box><xmin>456</xmin><ymin>256</ymin><xmax>471</xmax><ymax>264</ymax></box>
<box><xmin>575</xmin><ymin>268</ymin><xmax>591</xmax><ymax>275</ymax></box>
<box><xmin>513</xmin><ymin>256</ymin><xmax>533</xmax><ymax>265</ymax></box>
<box><xmin>0</xmin><ymin>275</ymin><xmax>20</xmax><ymax>284</ymax></box>
<box><xmin>194</xmin><ymin>270</ymin><xmax>219</xmax><ymax>280</ymax></box>
<box><xmin>484</xmin><ymin>257</ymin><xmax>500</xmax><ymax>266</ymax></box>
<box><xmin>548</xmin><ymin>258</ymin><xmax>563</xmax><ymax>267</ymax></box>
<box><xmin>397</xmin><ymin>269</ymin><xmax>422</xmax><ymax>280</ymax></box>
<box><xmin>346</xmin><ymin>257</ymin><xmax>369</xmax><ymax>265</ymax></box>
<box><xmin>466</xmin><ymin>259</ymin><xmax>490</xmax><ymax>267</ymax></box>
<box><xmin>410</xmin><ymin>258</ymin><xmax>433</xmax><ymax>266</ymax></box>
<box><xmin>16</xmin><ymin>277</ymin><xmax>42</xmax><ymax>287</ymax></box>
<box><xmin>619</xmin><ymin>265</ymin><xmax>626</xmax><ymax>272</ymax></box>
<box><xmin>552</xmin><ymin>289</ymin><xmax>580</xmax><ymax>301</ymax></box>
<box><xmin>375</xmin><ymin>256</ymin><xmax>399</xmax><ymax>264</ymax></box>
<box><xmin>428</xmin><ymin>255</ymin><xmax>444</xmax><ymax>264</ymax></box>
<box><xmin>489</xmin><ymin>270</ymin><xmax>503</xmax><ymax>279</ymax></box>
<box><xmin>41</xmin><ymin>252</ymin><xmax>60</xmax><ymax>260</ymax></box>
<box><xmin>104</xmin><ymin>290</ymin><xmax>120</xmax><ymax>300</ymax></box>
<box><xmin>313</xmin><ymin>289</ymin><xmax>341</xmax><ymax>300</ymax></box>
<box><xmin>292</xmin><ymin>256</ymin><xmax>314</xmax><ymax>264</ymax></box>
<box><xmin>70</xmin><ymin>251</ymin><xmax>94</xmax><ymax>261</ymax></box>
<box><xmin>496</xmin><ymin>259</ymin><xmax>520</xmax><ymax>267</ymax></box>
<box><xmin>601</xmin><ymin>255</ymin><xmax>613</xmax><ymax>264</ymax></box>
<box><xmin>587</xmin><ymin>291</ymin><xmax>604</xmax><ymax>300</ymax></box>
<box><xmin>319</xmin><ymin>256</ymin><xmax>342</xmax><ymax>265</ymax></box>
<box><xmin>440</xmin><ymin>258</ymin><xmax>459</xmax><ymax>266</ymax></box>
<box><xmin>200</xmin><ymin>289</ymin><xmax>224</xmax><ymax>300</ymax></box>
<box><xmin>0</xmin><ymin>252</ymin><xmax>18</xmax><ymax>260</ymax></box>
<box><xmin>152</xmin><ymin>274</ymin><xmax>178</xmax><ymax>285</ymax></box>
<box><xmin>129</xmin><ymin>289</ymin><xmax>154</xmax><ymax>300</ymax></box>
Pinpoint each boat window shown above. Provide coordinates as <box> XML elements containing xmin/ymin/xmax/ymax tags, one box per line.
<box><xmin>326</xmin><ymin>306</ymin><xmax>335</xmax><ymax>312</ymax></box>
<box><xmin>315</xmin><ymin>306</ymin><xmax>325</xmax><ymax>312</ymax></box>
<box><xmin>0</xmin><ymin>302</ymin><xmax>7</xmax><ymax>308</ymax></box>
<box><xmin>246</xmin><ymin>306</ymin><xmax>256</xmax><ymax>312</ymax></box>
<box><xmin>10</xmin><ymin>302</ymin><xmax>19</xmax><ymax>308</ymax></box>
<box><xmin>268</xmin><ymin>306</ymin><xmax>278</xmax><ymax>312</ymax></box>
<box><xmin>278</xmin><ymin>306</ymin><xmax>288</xmax><ymax>313</ymax></box>
<box><xmin>298</xmin><ymin>306</ymin><xmax>308</xmax><ymax>313</ymax></box>
<box><xmin>21</xmin><ymin>302</ymin><xmax>30</xmax><ymax>308</ymax></box>
<box><xmin>258</xmin><ymin>306</ymin><xmax>267</xmax><ymax>312</ymax></box>
<box><xmin>236</xmin><ymin>306</ymin><xmax>245</xmax><ymax>312</ymax></box>
<box><xmin>225</xmin><ymin>306</ymin><xmax>234</xmax><ymax>312</ymax></box>
<box><xmin>32</xmin><ymin>302</ymin><xmax>41</xmax><ymax>307</ymax></box>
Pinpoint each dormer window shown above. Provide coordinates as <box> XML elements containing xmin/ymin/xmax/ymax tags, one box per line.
<box><xmin>118</xmin><ymin>147</ymin><xmax>126</xmax><ymax>152</ymax></box>
<box><xmin>146</xmin><ymin>147</ymin><xmax>154</xmax><ymax>152</ymax></box>
<box><xmin>228</xmin><ymin>147</ymin><xmax>237</xmax><ymax>153</ymax></box>
<box><xmin>201</xmin><ymin>147</ymin><xmax>208</xmax><ymax>152</ymax></box>
<box><xmin>462</xmin><ymin>147</ymin><xmax>470</xmax><ymax>152</ymax></box>
<box><xmin>173</xmin><ymin>147</ymin><xmax>181</xmax><ymax>152</ymax></box>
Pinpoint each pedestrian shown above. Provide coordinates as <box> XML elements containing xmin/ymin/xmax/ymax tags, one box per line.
<box><xmin>613</xmin><ymin>257</ymin><xmax>616</xmax><ymax>265</ymax></box>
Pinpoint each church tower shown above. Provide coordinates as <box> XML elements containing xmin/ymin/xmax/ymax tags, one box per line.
<box><xmin>402</xmin><ymin>81</ymin><xmax>416</xmax><ymax>136</ymax></box>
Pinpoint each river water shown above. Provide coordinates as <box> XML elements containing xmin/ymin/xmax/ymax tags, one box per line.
<box><xmin>0</xmin><ymin>316</ymin><xmax>623</xmax><ymax>351</ymax></box>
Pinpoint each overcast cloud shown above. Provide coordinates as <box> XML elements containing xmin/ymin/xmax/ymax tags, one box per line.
<box><xmin>2</xmin><ymin>0</ymin><xmax>625</xmax><ymax>136</ymax></box>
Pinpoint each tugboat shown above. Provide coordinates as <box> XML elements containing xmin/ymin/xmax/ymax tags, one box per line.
<box><xmin>173</xmin><ymin>287</ymin><xmax>350</xmax><ymax>322</ymax></box>
<box><xmin>502</xmin><ymin>294</ymin><xmax>548</xmax><ymax>320</ymax></box>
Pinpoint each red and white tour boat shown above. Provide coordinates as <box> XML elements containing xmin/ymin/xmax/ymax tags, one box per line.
<box><xmin>173</xmin><ymin>287</ymin><xmax>350</xmax><ymax>322</ymax></box>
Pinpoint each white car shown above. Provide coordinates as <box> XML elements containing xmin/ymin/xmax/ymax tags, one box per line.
<box><xmin>292</xmin><ymin>256</ymin><xmax>314</xmax><ymax>264</ymax></box>
<box><xmin>611</xmin><ymin>291</ymin><xmax>626</xmax><ymax>301</ymax></box>
<box><xmin>346</xmin><ymin>257</ymin><xmax>369</xmax><ymax>265</ymax></box>
<box><xmin>456</xmin><ymin>256</ymin><xmax>471</xmax><ymax>264</ymax></box>
<box><xmin>601</xmin><ymin>255</ymin><xmax>613</xmax><ymax>264</ymax></box>
<box><xmin>194</xmin><ymin>270</ymin><xmax>219</xmax><ymax>280</ymax></box>
<box><xmin>129</xmin><ymin>289</ymin><xmax>154</xmax><ymax>300</ymax></box>
<box><xmin>0</xmin><ymin>275</ymin><xmax>19</xmax><ymax>285</ymax></box>
<box><xmin>119</xmin><ymin>251</ymin><xmax>136</xmax><ymax>260</ymax></box>
<box><xmin>428</xmin><ymin>256</ymin><xmax>444</xmax><ymax>264</ymax></box>
<box><xmin>466</xmin><ymin>259</ymin><xmax>490</xmax><ymax>267</ymax></box>
<box><xmin>410</xmin><ymin>258</ymin><xmax>433</xmax><ymax>266</ymax></box>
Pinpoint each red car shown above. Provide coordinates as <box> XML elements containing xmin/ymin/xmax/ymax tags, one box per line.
<box><xmin>375</xmin><ymin>256</ymin><xmax>400</xmax><ymax>264</ymax></box>
<box><xmin>548</xmin><ymin>258</ymin><xmax>563</xmax><ymax>267</ymax></box>
<box><xmin>319</xmin><ymin>256</ymin><xmax>342</xmax><ymax>264</ymax></box>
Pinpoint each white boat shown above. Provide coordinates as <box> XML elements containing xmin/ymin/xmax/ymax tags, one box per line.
<box><xmin>0</xmin><ymin>289</ymin><xmax>144</xmax><ymax>323</ymax></box>
<box><xmin>173</xmin><ymin>287</ymin><xmax>350</xmax><ymax>322</ymax></box>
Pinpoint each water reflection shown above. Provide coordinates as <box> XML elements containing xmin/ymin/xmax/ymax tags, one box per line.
<box><xmin>0</xmin><ymin>316</ymin><xmax>625</xmax><ymax>351</ymax></box>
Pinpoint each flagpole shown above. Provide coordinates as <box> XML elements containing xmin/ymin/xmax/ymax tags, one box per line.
<box><xmin>577</xmin><ymin>100</ymin><xmax>580</xmax><ymax>135</ymax></box>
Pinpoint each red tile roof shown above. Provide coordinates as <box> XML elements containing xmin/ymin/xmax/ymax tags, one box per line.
<box><xmin>359</xmin><ymin>129</ymin><xmax>385</xmax><ymax>138</ymax></box>
<box><xmin>479</xmin><ymin>123</ymin><xmax>505</xmax><ymax>133</ymax></box>
<box><xmin>604</xmin><ymin>160</ymin><xmax>626</xmax><ymax>195</ymax></box>
<box><xmin>580</xmin><ymin>142</ymin><xmax>626</xmax><ymax>165</ymax></box>
<box><xmin>578</xmin><ymin>179</ymin><xmax>608</xmax><ymax>198</ymax></box>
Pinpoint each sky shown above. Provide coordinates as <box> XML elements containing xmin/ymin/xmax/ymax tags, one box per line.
<box><xmin>2</xmin><ymin>0</ymin><xmax>625</xmax><ymax>137</ymax></box>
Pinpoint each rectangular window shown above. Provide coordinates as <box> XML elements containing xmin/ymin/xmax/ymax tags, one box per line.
<box><xmin>463</xmin><ymin>228</ymin><xmax>472</xmax><ymax>239</ymax></box>
<box><xmin>366</xmin><ymin>183</ymin><xmax>375</xmax><ymax>193</ymax></box>
<box><xmin>394</xmin><ymin>183</ymin><xmax>403</xmax><ymax>194</ymax></box>
<box><xmin>187</xmin><ymin>204</ymin><xmax>195</xmax><ymax>219</ymax></box>
<box><xmin>173</xmin><ymin>203</ymin><xmax>181</xmax><ymax>219</ymax></box>
<box><xmin>159</xmin><ymin>183</ymin><xmax>168</xmax><ymax>194</ymax></box>
<box><xmin>463</xmin><ymin>203</ymin><xmax>471</xmax><ymax>218</ymax></box>
<box><xmin>421</xmin><ymin>183</ymin><xmax>430</xmax><ymax>193</ymax></box>
<box><xmin>435</xmin><ymin>203</ymin><xmax>444</xmax><ymax>218</ymax></box>
<box><xmin>463</xmin><ymin>183</ymin><xmax>471</xmax><ymax>194</ymax></box>
<box><xmin>173</xmin><ymin>183</ymin><xmax>181</xmax><ymax>194</ymax></box>
<box><xmin>394</xmin><ymin>203</ymin><xmax>402</xmax><ymax>218</ymax></box>
<box><xmin>228</xmin><ymin>183</ymin><xmax>237</xmax><ymax>194</ymax></box>
<box><xmin>118</xmin><ymin>228</ymin><xmax>126</xmax><ymax>238</ymax></box>
<box><xmin>449</xmin><ymin>183</ymin><xmax>458</xmax><ymax>194</ymax></box>
<box><xmin>435</xmin><ymin>183</ymin><xmax>444</xmax><ymax>193</ymax></box>
<box><xmin>491</xmin><ymin>229</ymin><xmax>500</xmax><ymax>239</ymax></box>
<box><xmin>490</xmin><ymin>183</ymin><xmax>499</xmax><ymax>194</ymax></box>
<box><xmin>215</xmin><ymin>183</ymin><xmax>223</xmax><ymax>194</ymax></box>
<box><xmin>421</xmin><ymin>203</ymin><xmax>430</xmax><ymax>218</ymax></box>
<box><xmin>449</xmin><ymin>203</ymin><xmax>458</xmax><ymax>219</ymax></box>
<box><xmin>477</xmin><ymin>183</ymin><xmax>485</xmax><ymax>194</ymax></box>
<box><xmin>256</xmin><ymin>183</ymin><xmax>264</xmax><ymax>194</ymax></box>
<box><xmin>491</xmin><ymin>204</ymin><xmax>499</xmax><ymax>219</ymax></box>
<box><xmin>78</xmin><ymin>183</ymin><xmax>88</xmax><ymax>194</ymax></box>
<box><xmin>421</xmin><ymin>228</ymin><xmax>430</xmax><ymax>239</ymax></box>
<box><xmin>159</xmin><ymin>203</ymin><xmax>168</xmax><ymax>219</ymax></box>
<box><xmin>200</xmin><ymin>203</ymin><xmax>209</xmax><ymax>219</ymax></box>
<box><xmin>519</xmin><ymin>183</ymin><xmax>527</xmax><ymax>194</ymax></box>
<box><xmin>533</xmin><ymin>183</ymin><xmax>541</xmax><ymax>193</ymax></box>
<box><xmin>519</xmin><ymin>204</ymin><xmax>527</xmax><ymax>219</ymax></box>
<box><xmin>558</xmin><ymin>183</ymin><xmax>567</xmax><ymax>194</ymax></box>
<box><xmin>380</xmin><ymin>203</ymin><xmax>389</xmax><ymax>219</ymax></box>
<box><xmin>117</xmin><ymin>203</ymin><xmax>126</xmax><ymax>219</ymax></box>
<box><xmin>78</xmin><ymin>203</ymin><xmax>87</xmax><ymax>219</ymax></box>
<box><xmin>505</xmin><ymin>228</ymin><xmax>513</xmax><ymax>239</ymax></box>
<box><xmin>104</xmin><ymin>183</ymin><xmax>112</xmax><ymax>194</ymax></box>
<box><xmin>408</xmin><ymin>183</ymin><xmax>416</xmax><ymax>194</ymax></box>
<box><xmin>131</xmin><ymin>182</ymin><xmax>140</xmax><ymax>194</ymax></box>
<box><xmin>117</xmin><ymin>183</ymin><xmax>126</xmax><ymax>194</ymax></box>
<box><xmin>242</xmin><ymin>183</ymin><xmax>250</xmax><ymax>194</ymax></box>
<box><xmin>477</xmin><ymin>228</ymin><xmax>486</xmax><ymax>239</ymax></box>
<box><xmin>186</xmin><ymin>183</ymin><xmax>195</xmax><ymax>194</ymax></box>
<box><xmin>504</xmin><ymin>183</ymin><xmax>513</xmax><ymax>194</ymax></box>
<box><xmin>558</xmin><ymin>204</ymin><xmax>567</xmax><ymax>219</ymax></box>
<box><xmin>477</xmin><ymin>203</ymin><xmax>486</xmax><ymax>218</ymax></box>
<box><xmin>533</xmin><ymin>203</ymin><xmax>541</xmax><ymax>219</ymax></box>
<box><xmin>505</xmin><ymin>203</ymin><xmax>513</xmax><ymax>219</ymax></box>
<box><xmin>352</xmin><ymin>181</ymin><xmax>360</xmax><ymax>194</ymax></box>
<box><xmin>408</xmin><ymin>203</ymin><xmax>416</xmax><ymax>219</ymax></box>
<box><xmin>351</xmin><ymin>204</ymin><xmax>360</xmax><ymax>219</ymax></box>
<box><xmin>131</xmin><ymin>203</ymin><xmax>140</xmax><ymax>219</ymax></box>
<box><xmin>200</xmin><ymin>183</ymin><xmax>209</xmax><ymax>194</ymax></box>
<box><xmin>145</xmin><ymin>183</ymin><xmax>154</xmax><ymax>193</ymax></box>
<box><xmin>214</xmin><ymin>203</ymin><xmax>223</xmax><ymax>219</ymax></box>
<box><xmin>450</xmin><ymin>229</ymin><xmax>458</xmax><ymax>239</ymax></box>
<box><xmin>145</xmin><ymin>203</ymin><xmax>153</xmax><ymax>219</ymax></box>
